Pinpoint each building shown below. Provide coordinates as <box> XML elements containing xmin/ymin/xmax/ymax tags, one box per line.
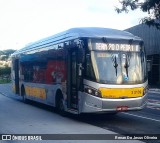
<box><xmin>126</xmin><ymin>24</ymin><xmax>160</xmax><ymax>86</ymax></box>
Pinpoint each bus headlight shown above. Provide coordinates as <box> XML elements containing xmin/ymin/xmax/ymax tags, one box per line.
<box><xmin>84</xmin><ymin>87</ymin><xmax>102</xmax><ymax>98</ymax></box>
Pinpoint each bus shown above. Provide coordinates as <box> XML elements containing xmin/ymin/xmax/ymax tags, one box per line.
<box><xmin>11</xmin><ymin>27</ymin><xmax>148</xmax><ymax>114</ymax></box>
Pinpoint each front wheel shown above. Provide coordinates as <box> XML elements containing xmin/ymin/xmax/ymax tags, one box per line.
<box><xmin>21</xmin><ymin>86</ymin><xmax>28</xmax><ymax>103</ymax></box>
<box><xmin>57</xmin><ymin>98</ymin><xmax>67</xmax><ymax>116</ymax></box>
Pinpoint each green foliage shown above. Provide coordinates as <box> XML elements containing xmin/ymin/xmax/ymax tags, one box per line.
<box><xmin>0</xmin><ymin>67</ymin><xmax>11</xmax><ymax>84</ymax></box>
<box><xmin>0</xmin><ymin>49</ymin><xmax>16</xmax><ymax>61</ymax></box>
<box><xmin>0</xmin><ymin>55</ymin><xmax>7</xmax><ymax>61</ymax></box>
<box><xmin>0</xmin><ymin>67</ymin><xmax>11</xmax><ymax>75</ymax></box>
<box><xmin>0</xmin><ymin>78</ymin><xmax>11</xmax><ymax>84</ymax></box>
<box><xmin>115</xmin><ymin>0</ymin><xmax>160</xmax><ymax>29</ymax></box>
<box><xmin>0</xmin><ymin>49</ymin><xmax>13</xmax><ymax>83</ymax></box>
<box><xmin>0</xmin><ymin>51</ymin><xmax>5</xmax><ymax>55</ymax></box>
<box><xmin>3</xmin><ymin>49</ymin><xmax>16</xmax><ymax>55</ymax></box>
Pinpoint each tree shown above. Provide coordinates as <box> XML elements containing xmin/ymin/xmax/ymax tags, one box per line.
<box><xmin>0</xmin><ymin>49</ymin><xmax>16</xmax><ymax>61</ymax></box>
<box><xmin>115</xmin><ymin>0</ymin><xmax>160</xmax><ymax>29</ymax></box>
<box><xmin>0</xmin><ymin>67</ymin><xmax>11</xmax><ymax>76</ymax></box>
<box><xmin>0</xmin><ymin>55</ymin><xmax>7</xmax><ymax>61</ymax></box>
<box><xmin>3</xmin><ymin>49</ymin><xmax>16</xmax><ymax>56</ymax></box>
<box><xmin>0</xmin><ymin>51</ymin><xmax>5</xmax><ymax>55</ymax></box>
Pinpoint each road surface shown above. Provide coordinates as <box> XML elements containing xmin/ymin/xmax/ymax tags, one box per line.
<box><xmin>0</xmin><ymin>84</ymin><xmax>159</xmax><ymax>143</ymax></box>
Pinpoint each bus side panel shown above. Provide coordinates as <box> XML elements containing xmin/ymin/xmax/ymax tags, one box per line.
<box><xmin>18</xmin><ymin>45</ymin><xmax>67</xmax><ymax>107</ymax></box>
<box><xmin>46</xmin><ymin>61</ymin><xmax>67</xmax><ymax>84</ymax></box>
<box><xmin>21</xmin><ymin>83</ymin><xmax>61</xmax><ymax>107</ymax></box>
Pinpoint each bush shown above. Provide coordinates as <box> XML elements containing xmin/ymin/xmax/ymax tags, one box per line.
<box><xmin>0</xmin><ymin>67</ymin><xmax>11</xmax><ymax>75</ymax></box>
<box><xmin>0</xmin><ymin>67</ymin><xmax>11</xmax><ymax>83</ymax></box>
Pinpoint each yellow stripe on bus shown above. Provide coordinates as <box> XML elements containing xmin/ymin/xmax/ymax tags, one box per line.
<box><xmin>25</xmin><ymin>86</ymin><xmax>46</xmax><ymax>99</ymax></box>
<box><xmin>99</xmin><ymin>87</ymin><xmax>144</xmax><ymax>99</ymax></box>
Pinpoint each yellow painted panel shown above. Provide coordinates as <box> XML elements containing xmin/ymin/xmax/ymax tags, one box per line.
<box><xmin>99</xmin><ymin>87</ymin><xmax>144</xmax><ymax>99</ymax></box>
<box><xmin>39</xmin><ymin>88</ymin><xmax>46</xmax><ymax>99</ymax></box>
<box><xmin>34</xmin><ymin>88</ymin><xmax>39</xmax><ymax>97</ymax></box>
<box><xmin>25</xmin><ymin>86</ymin><xmax>46</xmax><ymax>99</ymax></box>
<box><xmin>25</xmin><ymin>86</ymin><xmax>30</xmax><ymax>95</ymax></box>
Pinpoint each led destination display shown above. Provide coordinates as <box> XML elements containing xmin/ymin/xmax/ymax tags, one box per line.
<box><xmin>95</xmin><ymin>43</ymin><xmax>140</xmax><ymax>52</ymax></box>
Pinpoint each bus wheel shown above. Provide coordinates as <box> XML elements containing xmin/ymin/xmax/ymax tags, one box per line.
<box><xmin>57</xmin><ymin>97</ymin><xmax>66</xmax><ymax>116</ymax></box>
<box><xmin>21</xmin><ymin>86</ymin><xmax>27</xmax><ymax>103</ymax></box>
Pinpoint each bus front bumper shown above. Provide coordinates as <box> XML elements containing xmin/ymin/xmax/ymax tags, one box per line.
<box><xmin>80</xmin><ymin>93</ymin><xmax>148</xmax><ymax>113</ymax></box>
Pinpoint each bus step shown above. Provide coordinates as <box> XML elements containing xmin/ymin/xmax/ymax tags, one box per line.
<box><xmin>67</xmin><ymin>108</ymin><xmax>78</xmax><ymax>114</ymax></box>
<box><xmin>71</xmin><ymin>103</ymin><xmax>78</xmax><ymax>109</ymax></box>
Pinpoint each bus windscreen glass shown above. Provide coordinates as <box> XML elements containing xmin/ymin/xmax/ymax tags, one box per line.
<box><xmin>86</xmin><ymin>41</ymin><xmax>147</xmax><ymax>84</ymax></box>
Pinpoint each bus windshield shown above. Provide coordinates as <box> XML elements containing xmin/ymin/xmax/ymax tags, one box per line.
<box><xmin>86</xmin><ymin>42</ymin><xmax>147</xmax><ymax>84</ymax></box>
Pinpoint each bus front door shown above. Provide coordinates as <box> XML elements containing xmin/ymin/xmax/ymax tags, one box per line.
<box><xmin>67</xmin><ymin>49</ymin><xmax>78</xmax><ymax>110</ymax></box>
<box><xmin>14</xmin><ymin>59</ymin><xmax>20</xmax><ymax>94</ymax></box>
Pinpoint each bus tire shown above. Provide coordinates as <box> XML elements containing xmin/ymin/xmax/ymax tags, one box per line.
<box><xmin>21</xmin><ymin>86</ymin><xmax>28</xmax><ymax>103</ymax></box>
<box><xmin>56</xmin><ymin>91</ymin><xmax>66</xmax><ymax>116</ymax></box>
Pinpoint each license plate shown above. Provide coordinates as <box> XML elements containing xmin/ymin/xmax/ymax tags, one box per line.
<box><xmin>117</xmin><ymin>106</ymin><xmax>128</xmax><ymax>111</ymax></box>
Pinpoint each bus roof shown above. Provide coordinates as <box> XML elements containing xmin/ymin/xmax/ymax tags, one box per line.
<box><xmin>13</xmin><ymin>27</ymin><xmax>142</xmax><ymax>55</ymax></box>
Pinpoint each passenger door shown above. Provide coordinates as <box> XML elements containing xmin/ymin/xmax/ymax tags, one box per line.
<box><xmin>67</xmin><ymin>48</ymin><xmax>78</xmax><ymax>110</ymax></box>
<box><xmin>14</xmin><ymin>59</ymin><xmax>20</xmax><ymax>94</ymax></box>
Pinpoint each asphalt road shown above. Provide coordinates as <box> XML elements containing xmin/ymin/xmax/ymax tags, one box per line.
<box><xmin>0</xmin><ymin>83</ymin><xmax>159</xmax><ymax>143</ymax></box>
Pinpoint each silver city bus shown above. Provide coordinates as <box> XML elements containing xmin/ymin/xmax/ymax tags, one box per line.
<box><xmin>11</xmin><ymin>27</ymin><xmax>148</xmax><ymax>114</ymax></box>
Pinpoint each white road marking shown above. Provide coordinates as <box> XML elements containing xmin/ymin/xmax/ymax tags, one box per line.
<box><xmin>148</xmin><ymin>99</ymin><xmax>160</xmax><ymax>103</ymax></box>
<box><xmin>147</xmin><ymin>105</ymin><xmax>160</xmax><ymax>110</ymax></box>
<box><xmin>147</xmin><ymin>99</ymin><xmax>160</xmax><ymax>110</ymax></box>
<box><xmin>147</xmin><ymin>103</ymin><xmax>160</xmax><ymax>107</ymax></box>
<box><xmin>122</xmin><ymin>112</ymin><xmax>160</xmax><ymax>122</ymax></box>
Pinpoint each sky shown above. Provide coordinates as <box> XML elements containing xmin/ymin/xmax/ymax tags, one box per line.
<box><xmin>0</xmin><ymin>0</ymin><xmax>147</xmax><ymax>50</ymax></box>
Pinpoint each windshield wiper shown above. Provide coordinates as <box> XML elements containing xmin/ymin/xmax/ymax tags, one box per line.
<box><xmin>111</xmin><ymin>55</ymin><xmax>118</xmax><ymax>76</ymax></box>
<box><xmin>124</xmin><ymin>54</ymin><xmax>130</xmax><ymax>77</ymax></box>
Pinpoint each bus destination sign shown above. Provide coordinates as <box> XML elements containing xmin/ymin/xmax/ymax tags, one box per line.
<box><xmin>95</xmin><ymin>43</ymin><xmax>140</xmax><ymax>52</ymax></box>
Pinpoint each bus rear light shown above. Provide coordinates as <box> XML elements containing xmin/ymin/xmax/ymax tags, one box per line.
<box><xmin>84</xmin><ymin>87</ymin><xmax>102</xmax><ymax>98</ymax></box>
